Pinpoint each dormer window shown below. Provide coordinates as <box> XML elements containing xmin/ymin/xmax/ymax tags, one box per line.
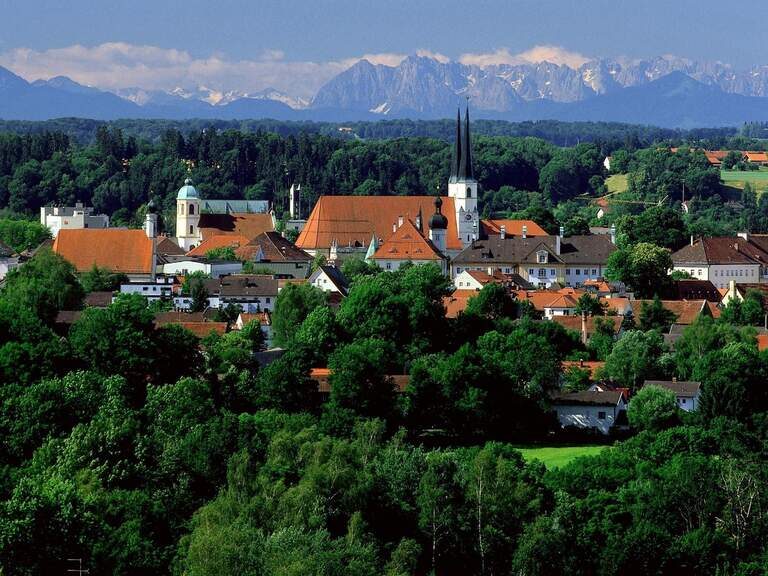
<box><xmin>537</xmin><ymin>251</ymin><xmax>547</xmax><ymax>264</ymax></box>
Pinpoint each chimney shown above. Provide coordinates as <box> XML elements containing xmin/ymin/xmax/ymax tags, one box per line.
<box><xmin>690</xmin><ymin>235</ymin><xmax>694</xmax><ymax>247</ymax></box>
<box><xmin>398</xmin><ymin>215</ymin><xmax>404</xmax><ymax>228</ymax></box>
<box><xmin>610</xmin><ymin>224</ymin><xmax>617</xmax><ymax>245</ymax></box>
<box><xmin>581</xmin><ymin>312</ymin><xmax>588</xmax><ymax>345</ymax></box>
<box><xmin>415</xmin><ymin>212</ymin><xmax>422</xmax><ymax>231</ymax></box>
<box><xmin>500</xmin><ymin>225</ymin><xmax>506</xmax><ymax>239</ymax></box>
<box><xmin>672</xmin><ymin>376</ymin><xmax>677</xmax><ymax>383</ymax></box>
<box><xmin>738</xmin><ymin>231</ymin><xmax>749</xmax><ymax>241</ymax></box>
<box><xmin>579</xmin><ymin>359</ymin><xmax>584</xmax><ymax>368</ymax></box>
<box><xmin>556</xmin><ymin>227</ymin><xmax>562</xmax><ymax>255</ymax></box>
<box><xmin>392</xmin><ymin>222</ymin><xmax>397</xmax><ymax>233</ymax></box>
<box><xmin>522</xmin><ymin>225</ymin><xmax>527</xmax><ymax>239</ymax></box>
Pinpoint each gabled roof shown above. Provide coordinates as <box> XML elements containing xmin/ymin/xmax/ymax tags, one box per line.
<box><xmin>198</xmin><ymin>213</ymin><xmax>274</xmax><ymax>241</ymax></box>
<box><xmin>643</xmin><ymin>380</ymin><xmax>701</xmax><ymax>397</ymax></box>
<box><xmin>374</xmin><ymin>219</ymin><xmax>444</xmax><ymax>261</ymax></box>
<box><xmin>309</xmin><ymin>265</ymin><xmax>349</xmax><ymax>295</ymax></box>
<box><xmin>84</xmin><ymin>291</ymin><xmax>113</xmax><ymax>308</ymax></box>
<box><xmin>236</xmin><ymin>231</ymin><xmax>312</xmax><ymax>263</ymax></box>
<box><xmin>480</xmin><ymin>219</ymin><xmax>547</xmax><ymax>238</ymax></box>
<box><xmin>156</xmin><ymin>236</ymin><xmax>185</xmax><ymax>257</ymax></box>
<box><xmin>219</xmin><ymin>275</ymin><xmax>279</xmax><ymax>297</ymax></box>
<box><xmin>237</xmin><ymin>312</ymin><xmax>272</xmax><ymax>327</ymax></box>
<box><xmin>453</xmin><ymin>234</ymin><xmax>616</xmax><ymax>265</ymax></box>
<box><xmin>53</xmin><ymin>229</ymin><xmax>153</xmax><ymax>274</ymax></box>
<box><xmin>172</xmin><ymin>322</ymin><xmax>228</xmax><ymax>338</ymax></box>
<box><xmin>551</xmin><ymin>390</ymin><xmax>625</xmax><ymax>407</ymax></box>
<box><xmin>633</xmin><ymin>299</ymin><xmax>710</xmax><ymax>325</ymax></box>
<box><xmin>674</xmin><ymin>279</ymin><xmax>722</xmax><ymax>302</ymax></box>
<box><xmin>513</xmin><ymin>289</ymin><xmax>584</xmax><ymax>311</ymax></box>
<box><xmin>561</xmin><ymin>360</ymin><xmax>606</xmax><ymax>378</ymax></box>
<box><xmin>552</xmin><ymin>315</ymin><xmax>624</xmax><ymax>336</ymax></box>
<box><xmin>442</xmin><ymin>289</ymin><xmax>482</xmax><ymax>318</ymax></box>
<box><xmin>296</xmin><ymin>196</ymin><xmax>463</xmax><ymax>251</ymax></box>
<box><xmin>672</xmin><ymin>237</ymin><xmax>768</xmax><ymax>266</ymax></box>
<box><xmin>186</xmin><ymin>234</ymin><xmax>252</xmax><ymax>257</ymax></box>
<box><xmin>600</xmin><ymin>297</ymin><xmax>631</xmax><ymax>315</ymax></box>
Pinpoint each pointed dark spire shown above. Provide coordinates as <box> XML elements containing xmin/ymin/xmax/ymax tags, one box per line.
<box><xmin>450</xmin><ymin>107</ymin><xmax>462</xmax><ymax>181</ymax></box>
<box><xmin>458</xmin><ymin>106</ymin><xmax>474</xmax><ymax>180</ymax></box>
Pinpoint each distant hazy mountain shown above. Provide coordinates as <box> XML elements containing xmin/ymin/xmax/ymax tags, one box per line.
<box><xmin>5</xmin><ymin>53</ymin><xmax>768</xmax><ymax>127</ymax></box>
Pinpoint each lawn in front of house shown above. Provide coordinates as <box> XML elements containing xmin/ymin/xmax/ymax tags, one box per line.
<box><xmin>514</xmin><ymin>444</ymin><xmax>609</xmax><ymax>469</ymax></box>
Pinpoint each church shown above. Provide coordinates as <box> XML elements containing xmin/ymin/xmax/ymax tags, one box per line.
<box><xmin>296</xmin><ymin>107</ymin><xmax>482</xmax><ymax>259</ymax></box>
<box><xmin>175</xmin><ymin>178</ymin><xmax>275</xmax><ymax>250</ymax></box>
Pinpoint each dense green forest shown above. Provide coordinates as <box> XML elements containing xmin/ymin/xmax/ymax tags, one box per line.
<box><xmin>1</xmin><ymin>122</ymin><xmax>766</xmax><ymax>239</ymax></box>
<box><xmin>1</xmin><ymin>248</ymin><xmax>767</xmax><ymax>574</ymax></box>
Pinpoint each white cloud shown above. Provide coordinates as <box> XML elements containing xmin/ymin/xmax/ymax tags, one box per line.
<box><xmin>460</xmin><ymin>45</ymin><xmax>591</xmax><ymax>69</ymax></box>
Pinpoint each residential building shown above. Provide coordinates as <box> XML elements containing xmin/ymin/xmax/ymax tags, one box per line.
<box><xmin>119</xmin><ymin>276</ymin><xmax>180</xmax><ymax>302</ymax></box>
<box><xmin>40</xmin><ymin>203</ymin><xmax>109</xmax><ymax>237</ymax></box>
<box><xmin>451</xmin><ymin>232</ymin><xmax>616</xmax><ymax>288</ymax></box>
<box><xmin>670</xmin><ymin>235</ymin><xmax>768</xmax><ymax>288</ymax></box>
<box><xmin>309</xmin><ymin>265</ymin><xmax>349</xmax><ymax>296</ymax></box>
<box><xmin>632</xmin><ymin>299</ymin><xmax>713</xmax><ymax>325</ymax></box>
<box><xmin>512</xmin><ymin>288</ymin><xmax>583</xmax><ymax>319</ymax></box>
<box><xmin>551</xmin><ymin>390</ymin><xmax>628</xmax><ymax>435</ymax></box>
<box><xmin>236</xmin><ymin>231</ymin><xmax>313</xmax><ymax>278</ymax></box>
<box><xmin>643</xmin><ymin>379</ymin><xmax>701</xmax><ymax>412</ymax></box>
<box><xmin>218</xmin><ymin>274</ymin><xmax>279</xmax><ymax>312</ymax></box>
<box><xmin>235</xmin><ymin>311</ymin><xmax>273</xmax><ymax>348</ymax></box>
<box><xmin>453</xmin><ymin>269</ymin><xmax>532</xmax><ymax>291</ymax></box>
<box><xmin>442</xmin><ymin>289</ymin><xmax>480</xmax><ymax>318</ymax></box>
<box><xmin>161</xmin><ymin>258</ymin><xmax>243</xmax><ymax>279</ymax></box>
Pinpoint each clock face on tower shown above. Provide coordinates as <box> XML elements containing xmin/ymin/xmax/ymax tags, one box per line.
<box><xmin>464</xmin><ymin>213</ymin><xmax>473</xmax><ymax>221</ymax></box>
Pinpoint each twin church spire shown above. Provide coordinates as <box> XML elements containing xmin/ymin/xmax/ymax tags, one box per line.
<box><xmin>449</xmin><ymin>107</ymin><xmax>474</xmax><ymax>182</ymax></box>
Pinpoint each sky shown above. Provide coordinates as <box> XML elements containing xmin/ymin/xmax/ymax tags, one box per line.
<box><xmin>0</xmin><ymin>0</ymin><xmax>766</xmax><ymax>99</ymax></box>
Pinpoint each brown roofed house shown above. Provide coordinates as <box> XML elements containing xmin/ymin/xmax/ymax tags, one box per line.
<box><xmin>53</xmin><ymin>229</ymin><xmax>155</xmax><ymax>280</ymax></box>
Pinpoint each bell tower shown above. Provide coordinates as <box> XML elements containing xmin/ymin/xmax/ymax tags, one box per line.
<box><xmin>176</xmin><ymin>178</ymin><xmax>201</xmax><ymax>250</ymax></box>
<box><xmin>448</xmin><ymin>106</ymin><xmax>479</xmax><ymax>247</ymax></box>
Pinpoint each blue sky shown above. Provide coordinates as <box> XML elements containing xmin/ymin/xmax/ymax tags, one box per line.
<box><xmin>0</xmin><ymin>0</ymin><xmax>765</xmax><ymax>97</ymax></box>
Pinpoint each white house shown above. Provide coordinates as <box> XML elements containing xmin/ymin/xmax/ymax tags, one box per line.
<box><xmin>551</xmin><ymin>390</ymin><xmax>628</xmax><ymax>435</ymax></box>
<box><xmin>41</xmin><ymin>203</ymin><xmax>109</xmax><ymax>237</ymax></box>
<box><xmin>643</xmin><ymin>380</ymin><xmax>701</xmax><ymax>412</ymax></box>
<box><xmin>309</xmin><ymin>265</ymin><xmax>349</xmax><ymax>296</ymax></box>
<box><xmin>235</xmin><ymin>311</ymin><xmax>273</xmax><ymax>348</ymax></box>
<box><xmin>671</xmin><ymin>235</ymin><xmax>768</xmax><ymax>289</ymax></box>
<box><xmin>161</xmin><ymin>259</ymin><xmax>243</xmax><ymax>279</ymax></box>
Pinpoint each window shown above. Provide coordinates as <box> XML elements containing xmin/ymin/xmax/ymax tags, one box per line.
<box><xmin>550</xmin><ymin>269</ymin><xmax>555</xmax><ymax>275</ymax></box>
<box><xmin>538</xmin><ymin>269</ymin><xmax>546</xmax><ymax>278</ymax></box>
<box><xmin>266</xmin><ymin>298</ymin><xmax>271</xmax><ymax>303</ymax></box>
<box><xmin>466</xmin><ymin>187</ymin><xmax>472</xmax><ymax>198</ymax></box>
<box><xmin>537</xmin><ymin>252</ymin><xmax>547</xmax><ymax>264</ymax></box>
<box><xmin>180</xmin><ymin>204</ymin><xmax>184</xmax><ymax>215</ymax></box>
<box><xmin>189</xmin><ymin>225</ymin><xmax>194</xmax><ymax>235</ymax></box>
<box><xmin>576</xmin><ymin>269</ymin><xmax>581</xmax><ymax>276</ymax></box>
<box><xmin>565</xmin><ymin>268</ymin><xmax>571</xmax><ymax>275</ymax></box>
<box><xmin>597</xmin><ymin>411</ymin><xmax>606</xmax><ymax>420</ymax></box>
<box><xmin>386</xmin><ymin>263</ymin><xmax>392</xmax><ymax>270</ymax></box>
<box><xmin>698</xmin><ymin>269</ymin><xmax>702</xmax><ymax>276</ymax></box>
<box><xmin>189</xmin><ymin>204</ymin><xmax>195</xmax><ymax>215</ymax></box>
<box><xmin>681</xmin><ymin>398</ymin><xmax>686</xmax><ymax>404</ymax></box>
<box><xmin>142</xmin><ymin>287</ymin><xmax>148</xmax><ymax>291</ymax></box>
<box><xmin>592</xmin><ymin>269</ymin><xmax>597</xmax><ymax>276</ymax></box>
<box><xmin>528</xmin><ymin>268</ymin><xmax>534</xmax><ymax>276</ymax></box>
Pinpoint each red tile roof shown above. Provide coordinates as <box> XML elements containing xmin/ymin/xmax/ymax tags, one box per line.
<box><xmin>168</xmin><ymin>321</ymin><xmax>228</xmax><ymax>338</ymax></box>
<box><xmin>309</xmin><ymin>367</ymin><xmax>409</xmax><ymax>393</ymax></box>
<box><xmin>53</xmin><ymin>229</ymin><xmax>153</xmax><ymax>274</ymax></box>
<box><xmin>198</xmin><ymin>213</ymin><xmax>274</xmax><ymax>241</ymax></box>
<box><xmin>481</xmin><ymin>219</ymin><xmax>548</xmax><ymax>237</ymax></box>
<box><xmin>374</xmin><ymin>219</ymin><xmax>444</xmax><ymax>261</ymax></box>
<box><xmin>633</xmin><ymin>299</ymin><xmax>710</xmax><ymax>325</ymax></box>
<box><xmin>561</xmin><ymin>360</ymin><xmax>606</xmax><ymax>378</ymax></box>
<box><xmin>512</xmin><ymin>289</ymin><xmax>585</xmax><ymax>311</ymax></box>
<box><xmin>296</xmin><ymin>196</ymin><xmax>463</xmax><ymax>251</ymax></box>
<box><xmin>235</xmin><ymin>231</ymin><xmax>312</xmax><ymax>262</ymax></box>
<box><xmin>186</xmin><ymin>234</ymin><xmax>252</xmax><ymax>257</ymax></box>
<box><xmin>442</xmin><ymin>289</ymin><xmax>480</xmax><ymax>318</ymax></box>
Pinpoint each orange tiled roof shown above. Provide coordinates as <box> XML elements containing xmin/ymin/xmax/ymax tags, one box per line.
<box><xmin>442</xmin><ymin>289</ymin><xmax>479</xmax><ymax>318</ymax></box>
<box><xmin>757</xmin><ymin>334</ymin><xmax>768</xmax><ymax>351</ymax></box>
<box><xmin>238</xmin><ymin>312</ymin><xmax>271</xmax><ymax>326</ymax></box>
<box><xmin>53</xmin><ymin>229</ymin><xmax>153</xmax><ymax>274</ymax></box>
<box><xmin>600</xmin><ymin>297</ymin><xmax>631</xmax><ymax>315</ymax></box>
<box><xmin>186</xmin><ymin>234</ymin><xmax>252</xmax><ymax>257</ymax></box>
<box><xmin>513</xmin><ymin>289</ymin><xmax>585</xmax><ymax>311</ymax></box>
<box><xmin>198</xmin><ymin>213</ymin><xmax>274</xmax><ymax>241</ymax></box>
<box><xmin>296</xmin><ymin>196</ymin><xmax>463</xmax><ymax>251</ymax></box>
<box><xmin>481</xmin><ymin>219</ymin><xmax>547</xmax><ymax>237</ymax></box>
<box><xmin>552</xmin><ymin>315</ymin><xmax>623</xmax><ymax>335</ymax></box>
<box><xmin>561</xmin><ymin>360</ymin><xmax>606</xmax><ymax>378</ymax></box>
<box><xmin>746</xmin><ymin>151</ymin><xmax>768</xmax><ymax>163</ymax></box>
<box><xmin>173</xmin><ymin>321</ymin><xmax>228</xmax><ymax>338</ymax></box>
<box><xmin>374</xmin><ymin>219</ymin><xmax>443</xmax><ymax>261</ymax></box>
<box><xmin>309</xmin><ymin>367</ymin><xmax>409</xmax><ymax>393</ymax></box>
<box><xmin>633</xmin><ymin>299</ymin><xmax>709</xmax><ymax>325</ymax></box>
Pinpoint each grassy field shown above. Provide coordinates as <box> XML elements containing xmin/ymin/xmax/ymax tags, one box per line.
<box><xmin>605</xmin><ymin>173</ymin><xmax>629</xmax><ymax>194</ymax></box>
<box><xmin>514</xmin><ymin>445</ymin><xmax>608</xmax><ymax>469</ymax></box>
<box><xmin>720</xmin><ymin>169</ymin><xmax>768</xmax><ymax>194</ymax></box>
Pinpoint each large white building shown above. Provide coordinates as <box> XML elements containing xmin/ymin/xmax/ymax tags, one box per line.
<box><xmin>41</xmin><ymin>203</ymin><xmax>109</xmax><ymax>237</ymax></box>
<box><xmin>671</xmin><ymin>234</ymin><xmax>768</xmax><ymax>288</ymax></box>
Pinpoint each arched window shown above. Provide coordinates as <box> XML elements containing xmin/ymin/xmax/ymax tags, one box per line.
<box><xmin>180</xmin><ymin>204</ymin><xmax>184</xmax><ymax>215</ymax></box>
<box><xmin>466</xmin><ymin>187</ymin><xmax>472</xmax><ymax>198</ymax></box>
<box><xmin>189</xmin><ymin>204</ymin><xmax>195</xmax><ymax>215</ymax></box>
<box><xmin>189</xmin><ymin>225</ymin><xmax>194</xmax><ymax>235</ymax></box>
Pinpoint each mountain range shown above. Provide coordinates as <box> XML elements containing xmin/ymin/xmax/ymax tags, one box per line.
<box><xmin>4</xmin><ymin>54</ymin><xmax>768</xmax><ymax>127</ymax></box>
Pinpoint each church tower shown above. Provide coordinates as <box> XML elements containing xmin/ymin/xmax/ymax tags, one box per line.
<box><xmin>448</xmin><ymin>107</ymin><xmax>479</xmax><ymax>247</ymax></box>
<box><xmin>176</xmin><ymin>178</ymin><xmax>201</xmax><ymax>250</ymax></box>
